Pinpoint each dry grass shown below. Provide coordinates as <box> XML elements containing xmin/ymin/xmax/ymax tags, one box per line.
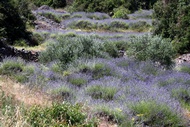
<box><xmin>0</xmin><ymin>76</ymin><xmax>51</xmax><ymax>106</ymax></box>
<box><xmin>15</xmin><ymin>42</ymin><xmax>47</xmax><ymax>52</ymax></box>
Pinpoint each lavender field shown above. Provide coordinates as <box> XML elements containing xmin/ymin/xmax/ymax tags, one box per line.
<box><xmin>1</xmin><ymin>7</ymin><xmax>190</xmax><ymax>127</ymax></box>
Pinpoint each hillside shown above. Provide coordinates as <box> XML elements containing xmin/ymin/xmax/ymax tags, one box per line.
<box><xmin>0</xmin><ymin>0</ymin><xmax>190</xmax><ymax>126</ymax></box>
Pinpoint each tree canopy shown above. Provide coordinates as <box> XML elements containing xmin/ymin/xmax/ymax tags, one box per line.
<box><xmin>153</xmin><ymin>0</ymin><xmax>190</xmax><ymax>53</ymax></box>
<box><xmin>0</xmin><ymin>0</ymin><xmax>37</xmax><ymax>45</ymax></box>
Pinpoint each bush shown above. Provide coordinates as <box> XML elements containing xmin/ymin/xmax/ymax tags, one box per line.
<box><xmin>38</xmin><ymin>12</ymin><xmax>62</xmax><ymax>23</ymax></box>
<box><xmin>153</xmin><ymin>0</ymin><xmax>190</xmax><ymax>53</ymax></box>
<box><xmin>178</xmin><ymin>63</ymin><xmax>190</xmax><ymax>74</ymax></box>
<box><xmin>86</xmin><ymin>85</ymin><xmax>117</xmax><ymax>101</ymax></box>
<box><xmin>27</xmin><ymin>103</ymin><xmax>90</xmax><ymax>126</ymax></box>
<box><xmin>109</xmin><ymin>21</ymin><xmax>129</xmax><ymax>31</ymax></box>
<box><xmin>68</xmin><ymin>20</ymin><xmax>95</xmax><ymax>30</ymax></box>
<box><xmin>112</xmin><ymin>6</ymin><xmax>130</xmax><ymax>19</ymax></box>
<box><xmin>127</xmin><ymin>35</ymin><xmax>176</xmax><ymax>68</ymax></box>
<box><xmin>0</xmin><ymin>58</ymin><xmax>25</xmax><ymax>75</ymax></box>
<box><xmin>95</xmin><ymin>106</ymin><xmax>126</xmax><ymax>124</ymax></box>
<box><xmin>39</xmin><ymin>35</ymin><xmax>108</xmax><ymax>67</ymax></box>
<box><xmin>172</xmin><ymin>88</ymin><xmax>190</xmax><ymax>109</ymax></box>
<box><xmin>70</xmin><ymin>0</ymin><xmax>158</xmax><ymax>14</ymax></box>
<box><xmin>129</xmin><ymin>21</ymin><xmax>151</xmax><ymax>32</ymax></box>
<box><xmin>68</xmin><ymin>77</ymin><xmax>87</xmax><ymax>86</ymax></box>
<box><xmin>31</xmin><ymin>0</ymin><xmax>67</xmax><ymax>8</ymax></box>
<box><xmin>129</xmin><ymin>101</ymin><xmax>183</xmax><ymax>126</ymax></box>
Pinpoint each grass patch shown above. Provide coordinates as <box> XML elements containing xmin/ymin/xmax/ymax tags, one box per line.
<box><xmin>69</xmin><ymin>78</ymin><xmax>87</xmax><ymax>86</ymax></box>
<box><xmin>86</xmin><ymin>85</ymin><xmax>117</xmax><ymax>101</ymax></box>
<box><xmin>0</xmin><ymin>58</ymin><xmax>24</xmax><ymax>76</ymax></box>
<box><xmin>129</xmin><ymin>101</ymin><xmax>183</xmax><ymax>126</ymax></box>
<box><xmin>95</xmin><ymin>106</ymin><xmax>127</xmax><ymax>124</ymax></box>
<box><xmin>172</xmin><ymin>88</ymin><xmax>190</xmax><ymax>110</ymax></box>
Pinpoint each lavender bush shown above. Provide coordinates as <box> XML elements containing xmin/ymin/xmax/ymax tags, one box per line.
<box><xmin>1</xmin><ymin>56</ymin><xmax>189</xmax><ymax>126</ymax></box>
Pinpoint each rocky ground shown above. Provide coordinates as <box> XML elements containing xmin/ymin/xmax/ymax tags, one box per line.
<box><xmin>175</xmin><ymin>53</ymin><xmax>190</xmax><ymax>65</ymax></box>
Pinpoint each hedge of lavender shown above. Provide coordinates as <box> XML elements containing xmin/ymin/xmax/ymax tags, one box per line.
<box><xmin>0</xmin><ymin>57</ymin><xmax>190</xmax><ymax>126</ymax></box>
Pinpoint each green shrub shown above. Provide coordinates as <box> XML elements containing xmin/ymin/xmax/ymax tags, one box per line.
<box><xmin>95</xmin><ymin>106</ymin><xmax>126</xmax><ymax>124</ymax></box>
<box><xmin>129</xmin><ymin>21</ymin><xmax>150</xmax><ymax>32</ymax></box>
<box><xmin>61</xmin><ymin>13</ymin><xmax>70</xmax><ymax>19</ymax></box>
<box><xmin>69</xmin><ymin>78</ymin><xmax>87</xmax><ymax>86</ymax></box>
<box><xmin>92</xmin><ymin>63</ymin><xmax>113</xmax><ymax>79</ymax></box>
<box><xmin>27</xmin><ymin>103</ymin><xmax>88</xmax><ymax>126</ymax></box>
<box><xmin>172</xmin><ymin>88</ymin><xmax>190</xmax><ymax>110</ymax></box>
<box><xmin>127</xmin><ymin>35</ymin><xmax>176</xmax><ymax>68</ymax></box>
<box><xmin>112</xmin><ymin>6</ymin><xmax>130</xmax><ymax>19</ymax></box>
<box><xmin>129</xmin><ymin>101</ymin><xmax>183</xmax><ymax>126</ymax></box>
<box><xmin>153</xmin><ymin>0</ymin><xmax>190</xmax><ymax>54</ymax></box>
<box><xmin>49</xmin><ymin>85</ymin><xmax>74</xmax><ymax>101</ymax></box>
<box><xmin>178</xmin><ymin>64</ymin><xmax>190</xmax><ymax>74</ymax></box>
<box><xmin>0</xmin><ymin>58</ymin><xmax>25</xmax><ymax>75</ymax></box>
<box><xmin>70</xmin><ymin>0</ymin><xmax>157</xmax><ymax>14</ymax></box>
<box><xmin>31</xmin><ymin>0</ymin><xmax>67</xmax><ymax>8</ymax></box>
<box><xmin>158</xmin><ymin>78</ymin><xmax>176</xmax><ymax>87</ymax></box>
<box><xmin>86</xmin><ymin>85</ymin><xmax>117</xmax><ymax>101</ymax></box>
<box><xmin>39</xmin><ymin>36</ymin><xmax>108</xmax><ymax>67</ymax></box>
<box><xmin>109</xmin><ymin>21</ymin><xmax>129</xmax><ymax>31</ymax></box>
<box><xmin>68</xmin><ymin>20</ymin><xmax>95</xmax><ymax>30</ymax></box>
<box><xmin>104</xmin><ymin>41</ymin><xmax>119</xmax><ymax>58</ymax></box>
<box><xmin>38</xmin><ymin>12</ymin><xmax>62</xmax><ymax>23</ymax></box>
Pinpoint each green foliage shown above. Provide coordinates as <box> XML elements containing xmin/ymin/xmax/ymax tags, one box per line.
<box><xmin>0</xmin><ymin>0</ymin><xmax>38</xmax><ymax>45</ymax></box>
<box><xmin>92</xmin><ymin>63</ymin><xmax>113</xmax><ymax>79</ymax></box>
<box><xmin>27</xmin><ymin>103</ymin><xmax>88</xmax><ymax>126</ymax></box>
<box><xmin>0</xmin><ymin>58</ymin><xmax>24</xmax><ymax>75</ymax></box>
<box><xmin>95</xmin><ymin>106</ymin><xmax>126</xmax><ymax>124</ymax></box>
<box><xmin>12</xmin><ymin>0</ymin><xmax>36</xmax><ymax>24</ymax></box>
<box><xmin>153</xmin><ymin>0</ymin><xmax>190</xmax><ymax>53</ymax></box>
<box><xmin>112</xmin><ymin>6</ymin><xmax>130</xmax><ymax>19</ymax></box>
<box><xmin>86</xmin><ymin>85</ymin><xmax>117</xmax><ymax>101</ymax></box>
<box><xmin>109</xmin><ymin>21</ymin><xmax>129</xmax><ymax>31</ymax></box>
<box><xmin>127</xmin><ymin>35</ymin><xmax>176</xmax><ymax>68</ymax></box>
<box><xmin>68</xmin><ymin>78</ymin><xmax>87</xmax><ymax>86</ymax></box>
<box><xmin>129</xmin><ymin>21</ymin><xmax>151</xmax><ymax>32</ymax></box>
<box><xmin>172</xmin><ymin>88</ymin><xmax>190</xmax><ymax>110</ymax></box>
<box><xmin>178</xmin><ymin>64</ymin><xmax>190</xmax><ymax>74</ymax></box>
<box><xmin>129</xmin><ymin>101</ymin><xmax>183</xmax><ymax>126</ymax></box>
<box><xmin>38</xmin><ymin>12</ymin><xmax>62</xmax><ymax>23</ymax></box>
<box><xmin>31</xmin><ymin>0</ymin><xmax>66</xmax><ymax>8</ymax></box>
<box><xmin>39</xmin><ymin>36</ymin><xmax>108</xmax><ymax>67</ymax></box>
<box><xmin>50</xmin><ymin>85</ymin><xmax>73</xmax><ymax>101</ymax></box>
<box><xmin>104</xmin><ymin>41</ymin><xmax>119</xmax><ymax>58</ymax></box>
<box><xmin>68</xmin><ymin>20</ymin><xmax>95</xmax><ymax>30</ymax></box>
<box><xmin>70</xmin><ymin>0</ymin><xmax>158</xmax><ymax>14</ymax></box>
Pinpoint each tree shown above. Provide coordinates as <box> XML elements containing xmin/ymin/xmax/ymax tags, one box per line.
<box><xmin>153</xmin><ymin>0</ymin><xmax>190</xmax><ymax>53</ymax></box>
<box><xmin>0</xmin><ymin>0</ymin><xmax>37</xmax><ymax>45</ymax></box>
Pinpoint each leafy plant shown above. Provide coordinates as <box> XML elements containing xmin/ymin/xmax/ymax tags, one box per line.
<box><xmin>0</xmin><ymin>58</ymin><xmax>25</xmax><ymax>75</ymax></box>
<box><xmin>69</xmin><ymin>78</ymin><xmax>87</xmax><ymax>86</ymax></box>
<box><xmin>172</xmin><ymin>88</ymin><xmax>190</xmax><ymax>110</ymax></box>
<box><xmin>112</xmin><ymin>6</ymin><xmax>130</xmax><ymax>19</ymax></box>
<box><xmin>27</xmin><ymin>103</ymin><xmax>88</xmax><ymax>126</ymax></box>
<box><xmin>86</xmin><ymin>85</ymin><xmax>117</xmax><ymax>101</ymax></box>
<box><xmin>178</xmin><ymin>63</ymin><xmax>190</xmax><ymax>74</ymax></box>
<box><xmin>95</xmin><ymin>106</ymin><xmax>126</xmax><ymax>124</ymax></box>
<box><xmin>39</xmin><ymin>35</ymin><xmax>108</xmax><ymax>67</ymax></box>
<box><xmin>153</xmin><ymin>0</ymin><xmax>190</xmax><ymax>53</ymax></box>
<box><xmin>127</xmin><ymin>35</ymin><xmax>176</xmax><ymax>68</ymax></box>
<box><xmin>129</xmin><ymin>101</ymin><xmax>183</xmax><ymax>126</ymax></box>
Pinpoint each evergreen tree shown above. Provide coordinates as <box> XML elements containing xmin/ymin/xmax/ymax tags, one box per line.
<box><xmin>153</xmin><ymin>0</ymin><xmax>190</xmax><ymax>53</ymax></box>
<box><xmin>0</xmin><ymin>0</ymin><xmax>37</xmax><ymax>45</ymax></box>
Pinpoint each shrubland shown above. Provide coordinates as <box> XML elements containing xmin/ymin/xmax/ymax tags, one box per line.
<box><xmin>1</xmin><ymin>0</ymin><xmax>190</xmax><ymax>126</ymax></box>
